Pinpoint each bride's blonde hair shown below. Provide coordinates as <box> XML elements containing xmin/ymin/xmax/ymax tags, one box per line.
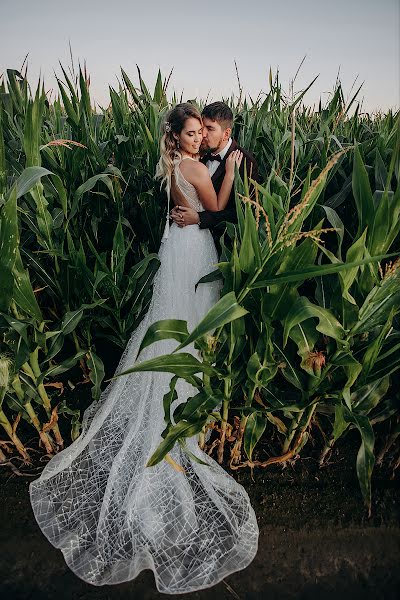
<box><xmin>155</xmin><ymin>103</ymin><xmax>202</xmax><ymax>191</ymax></box>
<box><xmin>155</xmin><ymin>103</ymin><xmax>202</xmax><ymax>240</ymax></box>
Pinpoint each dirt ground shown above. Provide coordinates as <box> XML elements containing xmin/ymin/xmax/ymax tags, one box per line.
<box><xmin>0</xmin><ymin>429</ymin><xmax>399</xmax><ymax>600</ymax></box>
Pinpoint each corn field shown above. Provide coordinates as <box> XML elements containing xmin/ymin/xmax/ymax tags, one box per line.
<box><xmin>0</xmin><ymin>63</ymin><xmax>399</xmax><ymax>516</ymax></box>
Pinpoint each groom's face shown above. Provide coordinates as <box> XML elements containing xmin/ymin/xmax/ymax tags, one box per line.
<box><xmin>201</xmin><ymin>117</ymin><xmax>230</xmax><ymax>154</ymax></box>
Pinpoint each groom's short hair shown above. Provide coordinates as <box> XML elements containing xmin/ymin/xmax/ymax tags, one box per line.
<box><xmin>202</xmin><ymin>102</ymin><xmax>233</xmax><ymax>131</ymax></box>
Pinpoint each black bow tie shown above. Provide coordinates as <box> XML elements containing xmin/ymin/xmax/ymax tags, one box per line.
<box><xmin>205</xmin><ymin>153</ymin><xmax>222</xmax><ymax>163</ymax></box>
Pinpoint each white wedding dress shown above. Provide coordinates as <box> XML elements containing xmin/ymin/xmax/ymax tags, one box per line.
<box><xmin>29</xmin><ymin>157</ymin><xmax>259</xmax><ymax>594</ymax></box>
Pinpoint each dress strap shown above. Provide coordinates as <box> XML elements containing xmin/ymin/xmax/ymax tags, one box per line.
<box><xmin>161</xmin><ymin>182</ymin><xmax>171</xmax><ymax>243</ymax></box>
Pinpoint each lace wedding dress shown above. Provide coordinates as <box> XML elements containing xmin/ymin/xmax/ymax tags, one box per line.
<box><xmin>29</xmin><ymin>157</ymin><xmax>259</xmax><ymax>594</ymax></box>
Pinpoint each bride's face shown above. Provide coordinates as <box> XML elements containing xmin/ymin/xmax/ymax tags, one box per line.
<box><xmin>176</xmin><ymin>117</ymin><xmax>203</xmax><ymax>155</ymax></box>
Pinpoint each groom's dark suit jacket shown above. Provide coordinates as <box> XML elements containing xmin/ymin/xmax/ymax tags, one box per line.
<box><xmin>198</xmin><ymin>139</ymin><xmax>259</xmax><ymax>232</ymax></box>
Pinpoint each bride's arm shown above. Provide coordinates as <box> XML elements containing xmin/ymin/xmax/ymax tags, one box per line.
<box><xmin>189</xmin><ymin>151</ymin><xmax>243</xmax><ymax>211</ymax></box>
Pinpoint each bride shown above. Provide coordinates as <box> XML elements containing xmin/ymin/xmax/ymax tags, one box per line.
<box><xmin>29</xmin><ymin>103</ymin><xmax>259</xmax><ymax>594</ymax></box>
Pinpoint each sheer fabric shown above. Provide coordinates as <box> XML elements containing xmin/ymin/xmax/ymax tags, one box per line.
<box><xmin>29</xmin><ymin>158</ymin><xmax>259</xmax><ymax>594</ymax></box>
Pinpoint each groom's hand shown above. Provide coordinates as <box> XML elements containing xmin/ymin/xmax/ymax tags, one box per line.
<box><xmin>170</xmin><ymin>206</ymin><xmax>200</xmax><ymax>227</ymax></box>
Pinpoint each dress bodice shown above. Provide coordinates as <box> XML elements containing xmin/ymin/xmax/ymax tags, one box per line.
<box><xmin>173</xmin><ymin>157</ymin><xmax>204</xmax><ymax>212</ymax></box>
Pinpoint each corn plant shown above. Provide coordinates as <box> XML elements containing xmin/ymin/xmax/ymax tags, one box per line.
<box><xmin>115</xmin><ymin>124</ymin><xmax>400</xmax><ymax>514</ymax></box>
<box><xmin>0</xmin><ymin>67</ymin><xmax>165</xmax><ymax>456</ymax></box>
<box><xmin>1</xmin><ymin>61</ymin><xmax>399</xmax><ymax>514</ymax></box>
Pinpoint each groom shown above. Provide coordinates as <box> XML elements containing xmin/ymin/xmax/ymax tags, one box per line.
<box><xmin>170</xmin><ymin>102</ymin><xmax>259</xmax><ymax>244</ymax></box>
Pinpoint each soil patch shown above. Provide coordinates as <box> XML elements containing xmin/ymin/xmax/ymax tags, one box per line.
<box><xmin>0</xmin><ymin>430</ymin><xmax>399</xmax><ymax>599</ymax></box>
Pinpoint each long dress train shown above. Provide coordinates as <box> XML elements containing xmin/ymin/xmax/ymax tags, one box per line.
<box><xmin>29</xmin><ymin>157</ymin><xmax>259</xmax><ymax>594</ymax></box>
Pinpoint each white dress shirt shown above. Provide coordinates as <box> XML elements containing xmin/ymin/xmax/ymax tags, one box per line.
<box><xmin>206</xmin><ymin>138</ymin><xmax>233</xmax><ymax>177</ymax></box>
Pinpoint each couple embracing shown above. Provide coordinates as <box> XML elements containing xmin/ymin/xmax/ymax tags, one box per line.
<box><xmin>29</xmin><ymin>101</ymin><xmax>260</xmax><ymax>594</ymax></box>
<box><xmin>167</xmin><ymin>101</ymin><xmax>259</xmax><ymax>248</ymax></box>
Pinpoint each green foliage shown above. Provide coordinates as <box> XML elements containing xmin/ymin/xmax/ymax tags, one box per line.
<box><xmin>0</xmin><ymin>63</ymin><xmax>399</xmax><ymax>515</ymax></box>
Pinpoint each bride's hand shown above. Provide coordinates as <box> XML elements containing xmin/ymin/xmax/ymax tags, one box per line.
<box><xmin>170</xmin><ymin>205</ymin><xmax>200</xmax><ymax>226</ymax></box>
<box><xmin>225</xmin><ymin>150</ymin><xmax>243</xmax><ymax>178</ymax></box>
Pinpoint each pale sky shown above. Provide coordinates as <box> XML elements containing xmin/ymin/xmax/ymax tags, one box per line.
<box><xmin>1</xmin><ymin>0</ymin><xmax>399</xmax><ymax>113</ymax></box>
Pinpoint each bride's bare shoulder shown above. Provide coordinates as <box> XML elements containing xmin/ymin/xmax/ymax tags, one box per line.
<box><xmin>180</xmin><ymin>159</ymin><xmax>208</xmax><ymax>183</ymax></box>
